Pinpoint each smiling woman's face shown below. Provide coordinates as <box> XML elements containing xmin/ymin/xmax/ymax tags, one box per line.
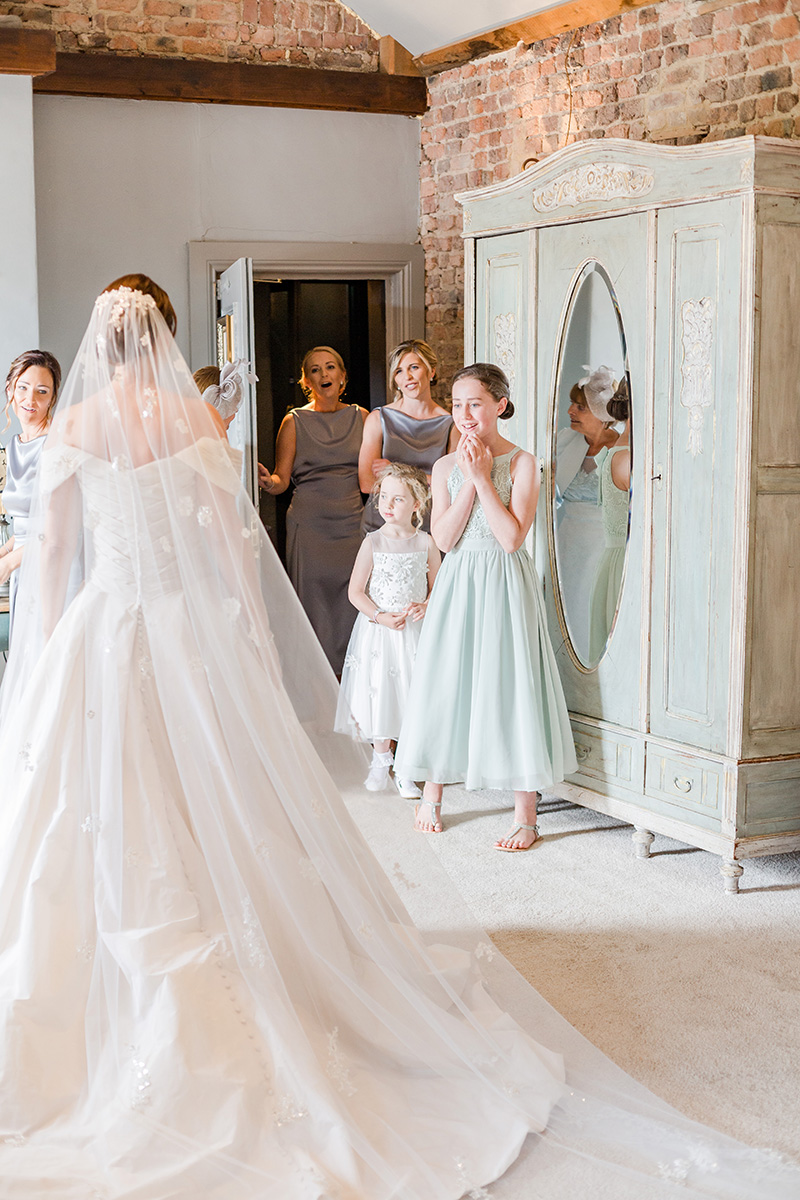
<box><xmin>9</xmin><ymin>366</ymin><xmax>56</xmax><ymax>437</ymax></box>
<box><xmin>302</xmin><ymin>352</ymin><xmax>346</xmax><ymax>404</ymax></box>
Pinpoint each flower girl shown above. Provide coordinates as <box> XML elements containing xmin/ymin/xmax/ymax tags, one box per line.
<box><xmin>335</xmin><ymin>463</ymin><xmax>440</xmax><ymax>798</ymax></box>
<box><xmin>394</xmin><ymin>363</ymin><xmax>577</xmax><ymax>848</ymax></box>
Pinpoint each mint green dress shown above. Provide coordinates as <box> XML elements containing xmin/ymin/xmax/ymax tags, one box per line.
<box><xmin>588</xmin><ymin>445</ymin><xmax>629</xmax><ymax>663</ymax></box>
<box><xmin>394</xmin><ymin>450</ymin><xmax>577</xmax><ymax>791</ymax></box>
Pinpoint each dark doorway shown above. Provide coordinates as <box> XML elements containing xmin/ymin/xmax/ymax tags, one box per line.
<box><xmin>253</xmin><ymin>278</ymin><xmax>387</xmax><ymax>560</ymax></box>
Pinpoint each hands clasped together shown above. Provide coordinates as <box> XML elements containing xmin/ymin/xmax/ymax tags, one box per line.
<box><xmin>456</xmin><ymin>432</ymin><xmax>493</xmax><ymax>485</ymax></box>
<box><xmin>374</xmin><ymin>599</ymin><xmax>428</xmax><ymax>630</ymax></box>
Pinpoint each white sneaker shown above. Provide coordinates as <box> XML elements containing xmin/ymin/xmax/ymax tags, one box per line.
<box><xmin>394</xmin><ymin>776</ymin><xmax>422</xmax><ymax>799</ymax></box>
<box><xmin>365</xmin><ymin>753</ymin><xmax>393</xmax><ymax>792</ymax></box>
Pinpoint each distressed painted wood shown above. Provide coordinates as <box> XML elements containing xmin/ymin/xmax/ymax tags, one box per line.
<box><xmin>473</xmin><ymin>232</ymin><xmax>533</xmax><ymax>456</ymax></box>
<box><xmin>459</xmin><ymin>137</ymin><xmax>800</xmax><ymax>889</ymax></box>
<box><xmin>649</xmin><ymin>198</ymin><xmax>742</xmax><ymax>755</ymax></box>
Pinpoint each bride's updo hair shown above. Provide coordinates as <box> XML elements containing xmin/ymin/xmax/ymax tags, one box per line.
<box><xmin>101</xmin><ymin>274</ymin><xmax>177</xmax><ymax>336</ymax></box>
<box><xmin>607</xmin><ymin>377</ymin><xmax>630</xmax><ymax>423</ymax></box>
<box><xmin>451</xmin><ymin>362</ymin><xmax>515</xmax><ymax>420</ymax></box>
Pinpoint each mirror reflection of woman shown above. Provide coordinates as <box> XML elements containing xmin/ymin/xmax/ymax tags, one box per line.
<box><xmin>259</xmin><ymin>347</ymin><xmax>367</xmax><ymax>675</ymax></box>
<box><xmin>0</xmin><ymin>350</ymin><xmax>62</xmax><ymax>640</ymax></box>
<box><xmin>554</xmin><ymin>366</ymin><xmax>619</xmax><ymax>661</ymax></box>
<box><xmin>588</xmin><ymin>379</ymin><xmax>631</xmax><ymax>663</ymax></box>
<box><xmin>357</xmin><ymin>340</ymin><xmax>458</xmax><ymax>535</ymax></box>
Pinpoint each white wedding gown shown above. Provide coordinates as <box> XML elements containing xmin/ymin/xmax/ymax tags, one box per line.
<box><xmin>0</xmin><ymin>442</ymin><xmax>567</xmax><ymax>1199</ymax></box>
<box><xmin>1</xmin><ymin>285</ymin><xmax>798</xmax><ymax>1200</ymax></box>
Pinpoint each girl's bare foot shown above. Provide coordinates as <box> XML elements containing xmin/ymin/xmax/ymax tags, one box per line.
<box><xmin>494</xmin><ymin>823</ymin><xmax>539</xmax><ymax>852</ymax></box>
<box><xmin>413</xmin><ymin>784</ymin><xmax>443</xmax><ymax>833</ymax></box>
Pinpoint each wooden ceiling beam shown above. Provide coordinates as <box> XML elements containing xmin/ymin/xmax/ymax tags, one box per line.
<box><xmin>32</xmin><ymin>52</ymin><xmax>428</xmax><ymax>115</ymax></box>
<box><xmin>0</xmin><ymin>27</ymin><xmax>57</xmax><ymax>76</ymax></box>
<box><xmin>413</xmin><ymin>0</ymin><xmax>661</xmax><ymax>75</ymax></box>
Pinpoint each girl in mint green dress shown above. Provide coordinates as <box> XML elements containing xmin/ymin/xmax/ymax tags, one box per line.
<box><xmin>394</xmin><ymin>363</ymin><xmax>576</xmax><ymax>850</ymax></box>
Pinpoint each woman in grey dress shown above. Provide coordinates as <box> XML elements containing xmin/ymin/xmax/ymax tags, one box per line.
<box><xmin>259</xmin><ymin>346</ymin><xmax>367</xmax><ymax>674</ymax></box>
<box><xmin>358</xmin><ymin>340</ymin><xmax>458</xmax><ymax>535</ymax></box>
<box><xmin>0</xmin><ymin>350</ymin><xmax>61</xmax><ymax>640</ymax></box>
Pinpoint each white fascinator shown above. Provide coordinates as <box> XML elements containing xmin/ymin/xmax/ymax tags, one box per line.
<box><xmin>577</xmin><ymin>364</ymin><xmax>617</xmax><ymax>422</ymax></box>
<box><xmin>203</xmin><ymin>359</ymin><xmax>258</xmax><ymax>422</ymax></box>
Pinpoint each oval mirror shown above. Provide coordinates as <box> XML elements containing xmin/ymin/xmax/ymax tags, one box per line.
<box><xmin>550</xmin><ymin>262</ymin><xmax>632</xmax><ymax>670</ymax></box>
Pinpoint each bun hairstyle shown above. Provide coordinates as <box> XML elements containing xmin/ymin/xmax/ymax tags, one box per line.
<box><xmin>98</xmin><ymin>274</ymin><xmax>177</xmax><ymax>367</ymax></box>
<box><xmin>388</xmin><ymin>339</ymin><xmax>438</xmax><ymax>399</ymax></box>
<box><xmin>607</xmin><ymin>377</ymin><xmax>630</xmax><ymax>423</ymax></box>
<box><xmin>101</xmin><ymin>274</ymin><xmax>177</xmax><ymax>336</ymax></box>
<box><xmin>451</xmin><ymin>362</ymin><xmax>515</xmax><ymax>420</ymax></box>
<box><xmin>373</xmin><ymin>462</ymin><xmax>431</xmax><ymax>527</ymax></box>
<box><xmin>4</xmin><ymin>349</ymin><xmax>62</xmax><ymax>431</ymax></box>
<box><xmin>299</xmin><ymin>346</ymin><xmax>347</xmax><ymax>400</ymax></box>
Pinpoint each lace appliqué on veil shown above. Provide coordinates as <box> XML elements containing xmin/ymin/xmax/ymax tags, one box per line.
<box><xmin>454</xmin><ymin>1157</ymin><xmax>492</xmax><ymax>1199</ymax></box>
<box><xmin>241</xmin><ymin>898</ymin><xmax>267</xmax><ymax>969</ymax></box>
<box><xmin>127</xmin><ymin>1045</ymin><xmax>152</xmax><ymax>1112</ymax></box>
<box><xmin>274</xmin><ymin>1094</ymin><xmax>309</xmax><ymax>1126</ymax></box>
<box><xmin>326</xmin><ymin>1027</ymin><xmax>356</xmax><ymax>1096</ymax></box>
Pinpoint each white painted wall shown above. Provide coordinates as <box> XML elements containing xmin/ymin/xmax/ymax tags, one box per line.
<box><xmin>0</xmin><ymin>75</ymin><xmax>39</xmax><ymax>437</ymax></box>
<box><xmin>33</xmin><ymin>95</ymin><xmax>421</xmax><ymax>371</ymax></box>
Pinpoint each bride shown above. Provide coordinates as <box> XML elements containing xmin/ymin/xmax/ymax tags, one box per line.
<box><xmin>0</xmin><ymin>275</ymin><xmax>796</xmax><ymax>1200</ymax></box>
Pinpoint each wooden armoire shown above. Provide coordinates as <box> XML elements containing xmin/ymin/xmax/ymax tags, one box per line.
<box><xmin>457</xmin><ymin>136</ymin><xmax>800</xmax><ymax>891</ymax></box>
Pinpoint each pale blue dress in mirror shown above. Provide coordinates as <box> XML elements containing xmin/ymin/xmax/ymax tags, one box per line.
<box><xmin>395</xmin><ymin>450</ymin><xmax>577</xmax><ymax>792</ymax></box>
<box><xmin>588</xmin><ymin>445</ymin><xmax>629</xmax><ymax>663</ymax></box>
<box><xmin>554</xmin><ymin>428</ymin><xmax>609</xmax><ymax>664</ymax></box>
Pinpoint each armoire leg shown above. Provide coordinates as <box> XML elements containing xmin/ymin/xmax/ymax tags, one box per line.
<box><xmin>720</xmin><ymin>859</ymin><xmax>744</xmax><ymax>894</ymax></box>
<box><xmin>632</xmin><ymin>828</ymin><xmax>655</xmax><ymax>859</ymax></box>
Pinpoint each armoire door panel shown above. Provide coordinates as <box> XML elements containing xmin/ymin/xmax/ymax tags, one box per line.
<box><xmin>650</xmin><ymin>199</ymin><xmax>743</xmax><ymax>754</ymax></box>
<box><xmin>474</xmin><ymin>232</ymin><xmax>533</xmax><ymax>455</ymax></box>
<box><xmin>537</xmin><ymin>214</ymin><xmax>648</xmax><ymax>732</ymax></box>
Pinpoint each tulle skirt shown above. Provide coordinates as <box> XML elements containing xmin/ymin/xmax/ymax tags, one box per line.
<box><xmin>395</xmin><ymin>541</ymin><xmax>577</xmax><ymax>791</ymax></box>
<box><xmin>335</xmin><ymin>613</ymin><xmax>421</xmax><ymax>742</ymax></box>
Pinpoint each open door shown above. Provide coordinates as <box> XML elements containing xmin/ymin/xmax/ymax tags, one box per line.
<box><xmin>217</xmin><ymin>258</ymin><xmax>258</xmax><ymax>505</ymax></box>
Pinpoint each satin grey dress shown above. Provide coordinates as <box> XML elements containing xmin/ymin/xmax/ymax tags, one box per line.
<box><xmin>2</xmin><ymin>434</ymin><xmax>45</xmax><ymax>641</ymax></box>
<box><xmin>286</xmin><ymin>405</ymin><xmax>364</xmax><ymax>674</ymax></box>
<box><xmin>361</xmin><ymin>406</ymin><xmax>454</xmax><ymax>535</ymax></box>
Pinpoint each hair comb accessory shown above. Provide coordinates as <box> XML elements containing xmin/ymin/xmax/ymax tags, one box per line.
<box><xmin>577</xmin><ymin>364</ymin><xmax>617</xmax><ymax>422</ymax></box>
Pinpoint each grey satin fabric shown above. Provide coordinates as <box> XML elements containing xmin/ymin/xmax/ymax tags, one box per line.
<box><xmin>286</xmin><ymin>405</ymin><xmax>364</xmax><ymax>674</ymax></box>
<box><xmin>3</xmin><ymin>434</ymin><xmax>45</xmax><ymax>639</ymax></box>
<box><xmin>361</xmin><ymin>406</ymin><xmax>453</xmax><ymax>535</ymax></box>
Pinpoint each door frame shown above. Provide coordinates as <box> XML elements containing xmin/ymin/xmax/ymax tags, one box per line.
<box><xmin>188</xmin><ymin>240</ymin><xmax>425</xmax><ymax>372</ymax></box>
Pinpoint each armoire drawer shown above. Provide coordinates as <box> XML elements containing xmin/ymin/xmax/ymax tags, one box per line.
<box><xmin>568</xmin><ymin>722</ymin><xmax>644</xmax><ymax>793</ymax></box>
<box><xmin>644</xmin><ymin>746</ymin><xmax>722</xmax><ymax>817</ymax></box>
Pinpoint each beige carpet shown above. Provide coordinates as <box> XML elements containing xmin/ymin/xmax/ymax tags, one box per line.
<box><xmin>346</xmin><ymin>783</ymin><xmax>800</xmax><ymax>1169</ymax></box>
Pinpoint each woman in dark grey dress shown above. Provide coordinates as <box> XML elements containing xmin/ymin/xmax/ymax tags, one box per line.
<box><xmin>358</xmin><ymin>340</ymin><xmax>458</xmax><ymax>535</ymax></box>
<box><xmin>260</xmin><ymin>346</ymin><xmax>367</xmax><ymax>674</ymax></box>
<box><xmin>0</xmin><ymin>350</ymin><xmax>61</xmax><ymax>640</ymax></box>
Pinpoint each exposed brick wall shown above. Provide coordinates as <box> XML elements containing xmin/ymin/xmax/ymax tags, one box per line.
<box><xmin>422</xmin><ymin>0</ymin><xmax>800</xmax><ymax>392</ymax></box>
<box><xmin>0</xmin><ymin>0</ymin><xmax>378</xmax><ymax>66</ymax></box>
